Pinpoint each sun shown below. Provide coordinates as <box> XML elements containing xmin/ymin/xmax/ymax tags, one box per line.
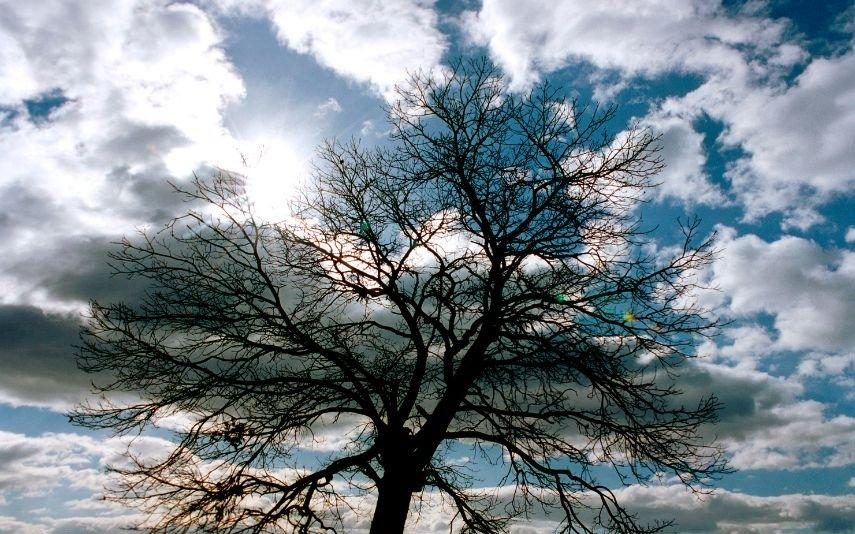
<box><xmin>235</xmin><ymin>138</ymin><xmax>309</xmax><ymax>220</ymax></box>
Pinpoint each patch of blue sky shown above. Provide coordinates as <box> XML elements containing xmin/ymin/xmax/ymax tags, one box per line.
<box><xmin>0</xmin><ymin>106</ymin><xmax>19</xmax><ymax>127</ymax></box>
<box><xmin>721</xmin><ymin>465</ymin><xmax>855</xmax><ymax>496</ymax></box>
<box><xmin>220</xmin><ymin>16</ymin><xmax>387</xmax><ymax>144</ymax></box>
<box><xmin>0</xmin><ymin>404</ymin><xmax>73</xmax><ymax>435</ymax></box>
<box><xmin>24</xmin><ymin>88</ymin><xmax>68</xmax><ymax>123</ymax></box>
<box><xmin>765</xmin><ymin>0</ymin><xmax>855</xmax><ymax>58</ymax></box>
<box><xmin>807</xmin><ymin>195</ymin><xmax>855</xmax><ymax>245</ymax></box>
<box><xmin>798</xmin><ymin>377</ymin><xmax>855</xmax><ymax>417</ymax></box>
<box><xmin>617</xmin><ymin>71</ymin><xmax>706</xmax><ymax>113</ymax></box>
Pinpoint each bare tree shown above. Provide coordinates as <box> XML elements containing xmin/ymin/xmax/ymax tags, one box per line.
<box><xmin>73</xmin><ymin>58</ymin><xmax>728</xmax><ymax>533</ymax></box>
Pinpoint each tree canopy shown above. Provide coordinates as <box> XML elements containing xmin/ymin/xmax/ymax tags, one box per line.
<box><xmin>73</xmin><ymin>58</ymin><xmax>728</xmax><ymax>533</ymax></box>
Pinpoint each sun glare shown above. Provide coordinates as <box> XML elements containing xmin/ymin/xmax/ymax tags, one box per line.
<box><xmin>232</xmin><ymin>138</ymin><xmax>309</xmax><ymax>220</ymax></box>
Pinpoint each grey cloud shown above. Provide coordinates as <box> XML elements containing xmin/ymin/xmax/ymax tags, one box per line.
<box><xmin>710</xmin><ymin>230</ymin><xmax>855</xmax><ymax>353</ymax></box>
<box><xmin>678</xmin><ymin>363</ymin><xmax>798</xmax><ymax>440</ymax></box>
<box><xmin>102</xmin><ymin>164</ymin><xmax>208</xmax><ymax>223</ymax></box>
<box><xmin>2</xmin><ymin>230</ymin><xmax>148</xmax><ymax>306</ymax></box>
<box><xmin>0</xmin><ymin>306</ymin><xmax>91</xmax><ymax>408</ymax></box>
<box><xmin>616</xmin><ymin>485</ymin><xmax>855</xmax><ymax>533</ymax></box>
<box><xmin>0</xmin><ymin>441</ymin><xmax>39</xmax><ymax>467</ymax></box>
<box><xmin>97</xmin><ymin>121</ymin><xmax>188</xmax><ymax>168</ymax></box>
<box><xmin>684</xmin><ymin>362</ymin><xmax>854</xmax><ymax>470</ymax></box>
<box><xmin>0</xmin><ymin>183</ymin><xmax>66</xmax><ymax>232</ymax></box>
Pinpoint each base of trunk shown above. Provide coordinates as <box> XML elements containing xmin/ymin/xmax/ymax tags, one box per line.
<box><xmin>369</xmin><ymin>474</ymin><xmax>413</xmax><ymax>534</ymax></box>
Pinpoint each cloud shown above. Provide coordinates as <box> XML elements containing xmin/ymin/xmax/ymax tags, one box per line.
<box><xmin>215</xmin><ymin>0</ymin><xmax>447</xmax><ymax>99</ymax></box>
<box><xmin>0</xmin><ymin>516</ymin><xmax>43</xmax><ymax>534</ymax></box>
<box><xmin>678</xmin><ymin>50</ymin><xmax>855</xmax><ymax>226</ymax></box>
<box><xmin>708</xmin><ymin>228</ymin><xmax>855</xmax><ymax>353</ymax></box>
<box><xmin>463</xmin><ymin>0</ymin><xmax>855</xmax><ymax>224</ymax></box>
<box><xmin>461</xmin><ymin>0</ymin><xmax>798</xmax><ymax>91</ymax></box>
<box><xmin>639</xmin><ymin>113</ymin><xmax>725</xmax><ymax>205</ymax></box>
<box><xmin>616</xmin><ymin>484</ymin><xmax>855</xmax><ymax>533</ymax></box>
<box><xmin>673</xmin><ymin>361</ymin><xmax>854</xmax><ymax>471</ymax></box>
<box><xmin>0</xmin><ymin>0</ymin><xmax>248</xmax><ymax>314</ymax></box>
<box><xmin>797</xmin><ymin>352</ymin><xmax>855</xmax><ymax>380</ymax></box>
<box><xmin>0</xmin><ymin>0</ymin><xmax>244</xmax><ymax>178</ymax></box>
<box><xmin>697</xmin><ymin>324</ymin><xmax>776</xmax><ymax>370</ymax></box>
<box><xmin>0</xmin><ymin>430</ymin><xmax>169</xmax><ymax>532</ymax></box>
<box><xmin>314</xmin><ymin>96</ymin><xmax>343</xmax><ymax>117</ymax></box>
<box><xmin>299</xmin><ymin>482</ymin><xmax>855</xmax><ymax>533</ymax></box>
<box><xmin>0</xmin><ymin>306</ymin><xmax>91</xmax><ymax>409</ymax></box>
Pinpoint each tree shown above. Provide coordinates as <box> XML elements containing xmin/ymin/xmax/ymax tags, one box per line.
<box><xmin>73</xmin><ymin>58</ymin><xmax>728</xmax><ymax>533</ymax></box>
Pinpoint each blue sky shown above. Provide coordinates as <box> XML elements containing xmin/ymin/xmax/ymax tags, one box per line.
<box><xmin>0</xmin><ymin>0</ymin><xmax>853</xmax><ymax>532</ymax></box>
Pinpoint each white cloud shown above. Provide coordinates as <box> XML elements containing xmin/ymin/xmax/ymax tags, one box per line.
<box><xmin>0</xmin><ymin>0</ymin><xmax>245</xmax><ymax>181</ymax></box>
<box><xmin>0</xmin><ymin>0</ymin><xmax>247</xmax><ymax>311</ymax></box>
<box><xmin>0</xmin><ymin>430</ymin><xmax>171</xmax><ymax>496</ymax></box>
<box><xmin>462</xmin><ymin>0</ymin><xmax>797</xmax><ymax>91</ymax></box>
<box><xmin>846</xmin><ymin>227</ymin><xmax>855</xmax><ymax>243</ymax></box>
<box><xmin>216</xmin><ymin>0</ymin><xmax>447</xmax><ymax>99</ymax></box>
<box><xmin>697</xmin><ymin>324</ymin><xmax>776</xmax><ymax>370</ymax></box>
<box><xmin>616</xmin><ymin>484</ymin><xmax>855</xmax><ymax>534</ymax></box>
<box><xmin>314</xmin><ymin>96</ymin><xmax>342</xmax><ymax>117</ymax></box>
<box><xmin>797</xmin><ymin>352</ymin><xmax>855</xmax><ymax>379</ymax></box>
<box><xmin>463</xmin><ymin>0</ymin><xmax>855</xmax><ymax>225</ymax></box>
<box><xmin>709</xmin><ymin>228</ymin><xmax>855</xmax><ymax>353</ymax></box>
<box><xmin>0</xmin><ymin>516</ymin><xmax>43</xmax><ymax>534</ymax></box>
<box><xmin>685</xmin><ymin>50</ymin><xmax>855</xmax><ymax>226</ymax></box>
<box><xmin>679</xmin><ymin>361</ymin><xmax>854</xmax><ymax>470</ymax></box>
<box><xmin>639</xmin><ymin>113</ymin><xmax>725</xmax><ymax>205</ymax></box>
<box><xmin>725</xmin><ymin>398</ymin><xmax>855</xmax><ymax>470</ymax></box>
<box><xmin>0</xmin><ymin>430</ymin><xmax>170</xmax><ymax>529</ymax></box>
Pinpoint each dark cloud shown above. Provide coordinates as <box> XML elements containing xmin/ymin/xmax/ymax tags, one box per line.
<box><xmin>617</xmin><ymin>485</ymin><xmax>855</xmax><ymax>534</ymax></box>
<box><xmin>98</xmin><ymin>121</ymin><xmax>187</xmax><ymax>168</ymax></box>
<box><xmin>104</xmin><ymin>163</ymin><xmax>208</xmax><ymax>223</ymax></box>
<box><xmin>0</xmin><ymin>305</ymin><xmax>90</xmax><ymax>408</ymax></box>
<box><xmin>0</xmin><ymin>182</ymin><xmax>68</xmax><ymax>231</ymax></box>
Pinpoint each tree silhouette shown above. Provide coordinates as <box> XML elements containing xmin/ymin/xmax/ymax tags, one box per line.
<box><xmin>73</xmin><ymin>58</ymin><xmax>728</xmax><ymax>533</ymax></box>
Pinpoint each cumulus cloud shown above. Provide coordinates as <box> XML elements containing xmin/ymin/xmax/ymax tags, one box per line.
<box><xmin>0</xmin><ymin>430</ymin><xmax>171</xmax><ymax>532</ymax></box>
<box><xmin>616</xmin><ymin>484</ymin><xmax>855</xmax><ymax>533</ymax></box>
<box><xmin>0</xmin><ymin>0</ymin><xmax>247</xmax><ymax>312</ymax></box>
<box><xmin>0</xmin><ymin>0</ymin><xmax>263</xmax><ymax>411</ymax></box>
<box><xmin>697</xmin><ymin>324</ymin><xmax>776</xmax><ymax>370</ymax></box>
<box><xmin>348</xmin><ymin>484</ymin><xmax>855</xmax><ymax>533</ymax></box>
<box><xmin>462</xmin><ymin>0</ymin><xmax>855</xmax><ymax>224</ymax></box>
<box><xmin>462</xmin><ymin>0</ymin><xmax>798</xmax><ymax>91</ymax></box>
<box><xmin>675</xmin><ymin>50</ymin><xmax>855</xmax><ymax>226</ymax></box>
<box><xmin>0</xmin><ymin>0</ymin><xmax>244</xmax><ymax>181</ymax></box>
<box><xmin>639</xmin><ymin>113</ymin><xmax>724</xmax><ymax>205</ymax></box>
<box><xmin>0</xmin><ymin>2</ymin><xmax>850</xmax><ymax>530</ymax></box>
<box><xmin>215</xmin><ymin>0</ymin><xmax>447</xmax><ymax>99</ymax></box>
<box><xmin>673</xmin><ymin>361</ymin><xmax>854</xmax><ymax>471</ymax></box>
<box><xmin>708</xmin><ymin>228</ymin><xmax>855</xmax><ymax>353</ymax></box>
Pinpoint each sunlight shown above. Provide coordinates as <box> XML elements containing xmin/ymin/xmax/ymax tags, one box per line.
<box><xmin>232</xmin><ymin>138</ymin><xmax>310</xmax><ymax>221</ymax></box>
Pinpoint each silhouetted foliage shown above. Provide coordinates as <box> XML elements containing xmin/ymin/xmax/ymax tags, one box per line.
<box><xmin>73</xmin><ymin>58</ymin><xmax>728</xmax><ymax>533</ymax></box>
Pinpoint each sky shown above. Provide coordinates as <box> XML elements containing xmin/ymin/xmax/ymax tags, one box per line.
<box><xmin>0</xmin><ymin>0</ymin><xmax>853</xmax><ymax>532</ymax></box>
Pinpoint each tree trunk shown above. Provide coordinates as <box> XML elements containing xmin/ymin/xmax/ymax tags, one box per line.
<box><xmin>369</xmin><ymin>469</ymin><xmax>414</xmax><ymax>534</ymax></box>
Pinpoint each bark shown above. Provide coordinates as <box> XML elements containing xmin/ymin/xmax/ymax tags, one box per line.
<box><xmin>369</xmin><ymin>468</ymin><xmax>414</xmax><ymax>534</ymax></box>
